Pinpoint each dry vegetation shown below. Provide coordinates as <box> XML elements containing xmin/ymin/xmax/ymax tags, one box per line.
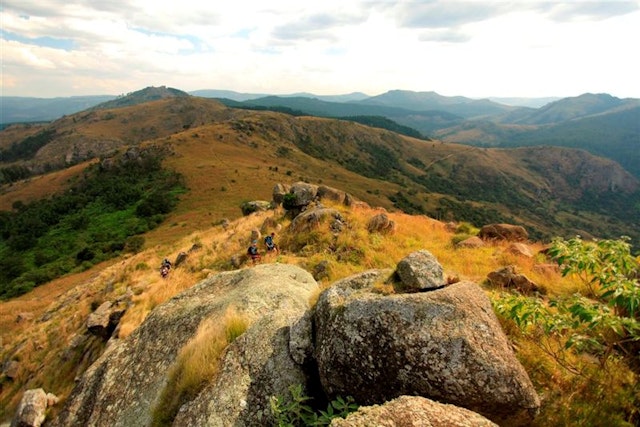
<box><xmin>2</xmin><ymin>196</ymin><xmax>606</xmax><ymax>423</ymax></box>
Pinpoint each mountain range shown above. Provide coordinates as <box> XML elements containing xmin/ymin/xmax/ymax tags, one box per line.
<box><xmin>5</xmin><ymin>87</ymin><xmax>636</xmax><ymax>179</ymax></box>
<box><xmin>1</xmin><ymin>86</ymin><xmax>638</xmax><ymax>246</ymax></box>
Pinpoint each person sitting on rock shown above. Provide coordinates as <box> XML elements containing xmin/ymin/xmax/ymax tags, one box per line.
<box><xmin>264</xmin><ymin>232</ymin><xmax>279</xmax><ymax>254</ymax></box>
<box><xmin>247</xmin><ymin>240</ymin><xmax>261</xmax><ymax>264</ymax></box>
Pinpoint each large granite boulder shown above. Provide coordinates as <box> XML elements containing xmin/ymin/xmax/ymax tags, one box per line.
<box><xmin>51</xmin><ymin>264</ymin><xmax>318</xmax><ymax>427</ymax></box>
<box><xmin>272</xmin><ymin>183</ymin><xmax>291</xmax><ymax>206</ymax></box>
<box><xmin>317</xmin><ymin>185</ymin><xmax>348</xmax><ymax>204</ymax></box>
<box><xmin>288</xmin><ymin>182</ymin><xmax>319</xmax><ymax>208</ymax></box>
<box><xmin>290</xmin><ymin>207</ymin><xmax>345</xmax><ymax>233</ymax></box>
<box><xmin>313</xmin><ymin>267</ymin><xmax>540</xmax><ymax>425</ymax></box>
<box><xmin>330</xmin><ymin>395</ymin><xmax>498</xmax><ymax>427</ymax></box>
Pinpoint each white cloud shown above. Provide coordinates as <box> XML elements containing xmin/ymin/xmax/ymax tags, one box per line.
<box><xmin>1</xmin><ymin>1</ymin><xmax>639</xmax><ymax>98</ymax></box>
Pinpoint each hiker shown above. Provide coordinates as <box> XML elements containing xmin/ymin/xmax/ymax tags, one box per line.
<box><xmin>247</xmin><ymin>240</ymin><xmax>261</xmax><ymax>264</ymax></box>
<box><xmin>264</xmin><ymin>232</ymin><xmax>279</xmax><ymax>254</ymax></box>
<box><xmin>160</xmin><ymin>258</ymin><xmax>172</xmax><ymax>278</ymax></box>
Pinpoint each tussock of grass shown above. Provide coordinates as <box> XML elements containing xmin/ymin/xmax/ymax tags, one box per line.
<box><xmin>151</xmin><ymin>307</ymin><xmax>249</xmax><ymax>427</ymax></box>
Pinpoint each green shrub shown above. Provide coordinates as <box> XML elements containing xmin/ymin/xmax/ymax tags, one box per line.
<box><xmin>270</xmin><ymin>384</ymin><xmax>358</xmax><ymax>427</ymax></box>
<box><xmin>492</xmin><ymin>236</ymin><xmax>640</xmax><ymax>424</ymax></box>
<box><xmin>124</xmin><ymin>236</ymin><xmax>145</xmax><ymax>253</ymax></box>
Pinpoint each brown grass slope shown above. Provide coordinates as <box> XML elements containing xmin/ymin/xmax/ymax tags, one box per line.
<box><xmin>2</xmin><ymin>95</ymin><xmax>639</xmax><ymax>244</ymax></box>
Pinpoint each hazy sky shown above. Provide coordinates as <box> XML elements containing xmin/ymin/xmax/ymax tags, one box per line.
<box><xmin>1</xmin><ymin>1</ymin><xmax>639</xmax><ymax>99</ymax></box>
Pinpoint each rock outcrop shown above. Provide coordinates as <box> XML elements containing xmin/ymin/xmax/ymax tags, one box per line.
<box><xmin>313</xmin><ymin>258</ymin><xmax>540</xmax><ymax>425</ymax></box>
<box><xmin>329</xmin><ymin>395</ymin><xmax>498</xmax><ymax>427</ymax></box>
<box><xmin>272</xmin><ymin>183</ymin><xmax>291</xmax><ymax>206</ymax></box>
<box><xmin>290</xmin><ymin>207</ymin><xmax>345</xmax><ymax>233</ymax></box>
<box><xmin>277</xmin><ymin>182</ymin><xmax>356</xmax><ymax>215</ymax></box>
<box><xmin>479</xmin><ymin>223</ymin><xmax>528</xmax><ymax>242</ymax></box>
<box><xmin>51</xmin><ymin>264</ymin><xmax>318</xmax><ymax>427</ymax></box>
<box><xmin>49</xmin><ymin>248</ymin><xmax>540</xmax><ymax>427</ymax></box>
<box><xmin>86</xmin><ymin>300</ymin><xmax>128</xmax><ymax>340</ymax></box>
<box><xmin>241</xmin><ymin>200</ymin><xmax>272</xmax><ymax>216</ymax></box>
<box><xmin>395</xmin><ymin>250</ymin><xmax>445</xmax><ymax>292</ymax></box>
<box><xmin>486</xmin><ymin>265</ymin><xmax>540</xmax><ymax>294</ymax></box>
<box><xmin>366</xmin><ymin>212</ymin><xmax>396</xmax><ymax>234</ymax></box>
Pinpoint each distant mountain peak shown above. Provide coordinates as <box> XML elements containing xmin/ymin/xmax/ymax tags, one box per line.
<box><xmin>93</xmin><ymin>86</ymin><xmax>190</xmax><ymax>110</ymax></box>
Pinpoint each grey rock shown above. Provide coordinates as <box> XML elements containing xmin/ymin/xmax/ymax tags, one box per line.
<box><xmin>51</xmin><ymin>264</ymin><xmax>318</xmax><ymax>427</ymax></box>
<box><xmin>330</xmin><ymin>395</ymin><xmax>498</xmax><ymax>427</ymax></box>
<box><xmin>288</xmin><ymin>182</ymin><xmax>318</xmax><ymax>207</ymax></box>
<box><xmin>317</xmin><ymin>185</ymin><xmax>347</xmax><ymax>204</ymax></box>
<box><xmin>313</xmin><ymin>272</ymin><xmax>540</xmax><ymax>426</ymax></box>
<box><xmin>367</xmin><ymin>213</ymin><xmax>396</xmax><ymax>234</ymax></box>
<box><xmin>455</xmin><ymin>236</ymin><xmax>485</xmax><ymax>249</ymax></box>
<box><xmin>3</xmin><ymin>360</ymin><xmax>20</xmax><ymax>380</ymax></box>
<box><xmin>486</xmin><ymin>265</ymin><xmax>540</xmax><ymax>294</ymax></box>
<box><xmin>272</xmin><ymin>183</ymin><xmax>291</xmax><ymax>205</ymax></box>
<box><xmin>174</xmin><ymin>251</ymin><xmax>188</xmax><ymax>267</ymax></box>
<box><xmin>291</xmin><ymin>207</ymin><xmax>344</xmax><ymax>233</ymax></box>
<box><xmin>86</xmin><ymin>301</ymin><xmax>127</xmax><ymax>340</ymax></box>
<box><xmin>507</xmin><ymin>242</ymin><xmax>534</xmax><ymax>258</ymax></box>
<box><xmin>241</xmin><ymin>200</ymin><xmax>271</xmax><ymax>216</ymax></box>
<box><xmin>11</xmin><ymin>388</ymin><xmax>48</xmax><ymax>427</ymax></box>
<box><xmin>395</xmin><ymin>250</ymin><xmax>445</xmax><ymax>292</ymax></box>
<box><xmin>288</xmin><ymin>310</ymin><xmax>314</xmax><ymax>365</ymax></box>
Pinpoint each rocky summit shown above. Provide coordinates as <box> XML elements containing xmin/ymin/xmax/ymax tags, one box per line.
<box><xmin>47</xmin><ymin>251</ymin><xmax>540</xmax><ymax>426</ymax></box>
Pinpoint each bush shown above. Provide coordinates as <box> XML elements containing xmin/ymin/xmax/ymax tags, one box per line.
<box><xmin>492</xmin><ymin>236</ymin><xmax>640</xmax><ymax>424</ymax></box>
<box><xmin>270</xmin><ymin>384</ymin><xmax>358</xmax><ymax>427</ymax></box>
<box><xmin>124</xmin><ymin>236</ymin><xmax>145</xmax><ymax>253</ymax></box>
<box><xmin>282</xmin><ymin>193</ymin><xmax>297</xmax><ymax>211</ymax></box>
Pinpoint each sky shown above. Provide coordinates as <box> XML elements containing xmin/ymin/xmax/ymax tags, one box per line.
<box><xmin>1</xmin><ymin>0</ymin><xmax>639</xmax><ymax>99</ymax></box>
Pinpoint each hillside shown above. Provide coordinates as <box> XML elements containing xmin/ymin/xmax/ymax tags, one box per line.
<box><xmin>437</xmin><ymin>106</ymin><xmax>640</xmax><ymax>178</ymax></box>
<box><xmin>358</xmin><ymin>89</ymin><xmax>515</xmax><ymax>118</ymax></box>
<box><xmin>1</xmin><ymin>195</ymin><xmax>638</xmax><ymax>425</ymax></box>
<box><xmin>4</xmin><ymin>90</ymin><xmax>637</xmax><ymax>183</ymax></box>
<box><xmin>504</xmin><ymin>93</ymin><xmax>640</xmax><ymax>125</ymax></box>
<box><xmin>1</xmin><ymin>94</ymin><xmax>638</xmax><ymax>244</ymax></box>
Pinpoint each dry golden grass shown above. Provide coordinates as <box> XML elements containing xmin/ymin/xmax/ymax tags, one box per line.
<box><xmin>0</xmin><ymin>160</ymin><xmax>96</xmax><ymax>210</ymax></box>
<box><xmin>152</xmin><ymin>307</ymin><xmax>249</xmax><ymax>426</ymax></box>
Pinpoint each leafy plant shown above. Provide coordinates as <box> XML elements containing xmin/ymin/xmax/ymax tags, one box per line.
<box><xmin>270</xmin><ymin>384</ymin><xmax>358</xmax><ymax>426</ymax></box>
<box><xmin>494</xmin><ymin>236</ymin><xmax>639</xmax><ymax>369</ymax></box>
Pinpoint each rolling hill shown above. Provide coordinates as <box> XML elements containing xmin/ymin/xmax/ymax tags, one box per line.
<box><xmin>2</xmin><ymin>87</ymin><xmax>638</xmax><ymax>245</ymax></box>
